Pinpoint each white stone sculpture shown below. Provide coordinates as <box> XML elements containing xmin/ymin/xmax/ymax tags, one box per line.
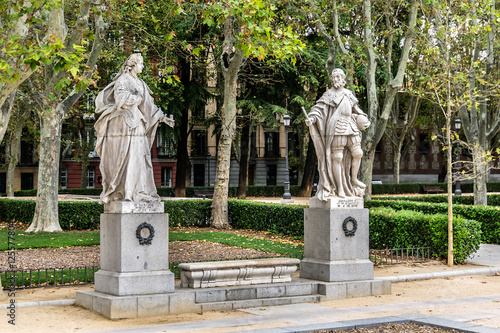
<box><xmin>94</xmin><ymin>53</ymin><xmax>174</xmax><ymax>204</ymax></box>
<box><xmin>304</xmin><ymin>68</ymin><xmax>371</xmax><ymax>200</ymax></box>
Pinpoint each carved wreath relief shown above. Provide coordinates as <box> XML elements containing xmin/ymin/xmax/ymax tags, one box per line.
<box><xmin>342</xmin><ymin>216</ymin><xmax>358</xmax><ymax>237</ymax></box>
<box><xmin>136</xmin><ymin>222</ymin><xmax>155</xmax><ymax>245</ymax></box>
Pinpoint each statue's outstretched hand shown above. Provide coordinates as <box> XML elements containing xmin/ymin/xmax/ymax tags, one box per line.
<box><xmin>161</xmin><ymin>114</ymin><xmax>175</xmax><ymax>127</ymax></box>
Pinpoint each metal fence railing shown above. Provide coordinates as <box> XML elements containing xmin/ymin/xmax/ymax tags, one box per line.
<box><xmin>1</xmin><ymin>266</ymin><xmax>99</xmax><ymax>290</ymax></box>
<box><xmin>370</xmin><ymin>247</ymin><xmax>432</xmax><ymax>266</ymax></box>
<box><xmin>2</xmin><ymin>248</ymin><xmax>433</xmax><ymax>290</ymax></box>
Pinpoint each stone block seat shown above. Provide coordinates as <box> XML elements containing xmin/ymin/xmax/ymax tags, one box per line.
<box><xmin>179</xmin><ymin>258</ymin><xmax>300</xmax><ymax>288</ymax></box>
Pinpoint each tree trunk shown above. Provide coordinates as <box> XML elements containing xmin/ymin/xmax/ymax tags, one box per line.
<box><xmin>211</xmin><ymin>32</ymin><xmax>244</xmax><ymax>228</ymax></box>
<box><xmin>360</xmin><ymin>149</ymin><xmax>376</xmax><ymax>199</ymax></box>
<box><xmin>473</xmin><ymin>146</ymin><xmax>488</xmax><ymax>205</ymax></box>
<box><xmin>298</xmin><ymin>137</ymin><xmax>317</xmax><ymax>197</ymax></box>
<box><xmin>174</xmin><ymin>58</ymin><xmax>192</xmax><ymax>198</ymax></box>
<box><xmin>237</xmin><ymin>122</ymin><xmax>251</xmax><ymax>199</ymax></box>
<box><xmin>393</xmin><ymin>142</ymin><xmax>402</xmax><ymax>184</ymax></box>
<box><xmin>0</xmin><ymin>91</ymin><xmax>16</xmax><ymax>144</ymax></box>
<box><xmin>27</xmin><ymin>106</ymin><xmax>63</xmax><ymax>232</ymax></box>
<box><xmin>7</xmin><ymin>129</ymin><xmax>21</xmax><ymax>197</ymax></box>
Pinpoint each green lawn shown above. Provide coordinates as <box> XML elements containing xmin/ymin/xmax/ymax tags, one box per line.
<box><xmin>0</xmin><ymin>230</ymin><xmax>100</xmax><ymax>251</ymax></box>
<box><xmin>0</xmin><ymin>229</ymin><xmax>303</xmax><ymax>258</ymax></box>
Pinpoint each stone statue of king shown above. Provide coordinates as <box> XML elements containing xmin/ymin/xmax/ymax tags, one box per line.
<box><xmin>304</xmin><ymin>68</ymin><xmax>371</xmax><ymax>201</ymax></box>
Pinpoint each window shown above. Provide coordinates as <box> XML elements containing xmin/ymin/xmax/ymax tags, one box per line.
<box><xmin>191</xmin><ymin>130</ymin><xmax>206</xmax><ymax>157</ymax></box>
<box><xmin>157</xmin><ymin>124</ymin><xmax>176</xmax><ymax>157</ymax></box>
<box><xmin>419</xmin><ymin>133</ymin><xmax>431</xmax><ymax>155</ymax></box>
<box><xmin>21</xmin><ymin>173</ymin><xmax>33</xmax><ymax>190</ymax></box>
<box><xmin>265</xmin><ymin>132</ymin><xmax>279</xmax><ymax>157</ymax></box>
<box><xmin>266</xmin><ymin>164</ymin><xmax>277</xmax><ymax>185</ymax></box>
<box><xmin>20</xmin><ymin>140</ymin><xmax>34</xmax><ymax>164</ymax></box>
<box><xmin>60</xmin><ymin>166</ymin><xmax>68</xmax><ymax>189</ymax></box>
<box><xmin>87</xmin><ymin>166</ymin><xmax>95</xmax><ymax>188</ymax></box>
<box><xmin>161</xmin><ymin>167</ymin><xmax>172</xmax><ymax>187</ymax></box>
<box><xmin>193</xmin><ymin>164</ymin><xmax>205</xmax><ymax>186</ymax></box>
<box><xmin>86</xmin><ymin>127</ymin><xmax>98</xmax><ymax>158</ymax></box>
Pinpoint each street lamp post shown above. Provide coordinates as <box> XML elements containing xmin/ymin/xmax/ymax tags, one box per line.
<box><xmin>282</xmin><ymin>114</ymin><xmax>292</xmax><ymax>201</ymax></box>
<box><xmin>454</xmin><ymin>118</ymin><xmax>462</xmax><ymax>196</ymax></box>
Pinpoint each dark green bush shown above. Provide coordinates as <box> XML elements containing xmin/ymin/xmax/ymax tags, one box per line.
<box><xmin>369</xmin><ymin>207</ymin><xmax>482</xmax><ymax>264</ymax></box>
<box><xmin>367</xmin><ymin>199</ymin><xmax>500</xmax><ymax>244</ymax></box>
<box><xmin>58</xmin><ymin>201</ymin><xmax>102</xmax><ymax>230</ymax></box>
<box><xmin>0</xmin><ymin>199</ymin><xmax>102</xmax><ymax>230</ymax></box>
<box><xmin>164</xmin><ymin>199</ymin><xmax>212</xmax><ymax>227</ymax></box>
<box><xmin>0</xmin><ymin>199</ymin><xmax>36</xmax><ymax>222</ymax></box>
<box><xmin>229</xmin><ymin>200</ymin><xmax>305</xmax><ymax>237</ymax></box>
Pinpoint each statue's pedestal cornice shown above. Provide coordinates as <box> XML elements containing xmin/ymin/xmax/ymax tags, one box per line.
<box><xmin>309</xmin><ymin>196</ymin><xmax>364</xmax><ymax>209</ymax></box>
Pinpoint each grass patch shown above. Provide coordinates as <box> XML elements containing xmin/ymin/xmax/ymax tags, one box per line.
<box><xmin>0</xmin><ymin>230</ymin><xmax>100</xmax><ymax>251</ymax></box>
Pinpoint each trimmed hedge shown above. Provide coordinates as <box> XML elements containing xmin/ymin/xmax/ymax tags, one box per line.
<box><xmin>366</xmin><ymin>199</ymin><xmax>500</xmax><ymax>244</ymax></box>
<box><xmin>0</xmin><ymin>198</ymin><xmax>485</xmax><ymax>263</ymax></box>
<box><xmin>229</xmin><ymin>200</ymin><xmax>305</xmax><ymax>237</ymax></box>
<box><xmin>164</xmin><ymin>199</ymin><xmax>211</xmax><ymax>227</ymax></box>
<box><xmin>370</xmin><ymin>207</ymin><xmax>481</xmax><ymax>264</ymax></box>
<box><xmin>0</xmin><ymin>199</ymin><xmax>102</xmax><ymax>230</ymax></box>
<box><xmin>164</xmin><ymin>199</ymin><xmax>305</xmax><ymax>237</ymax></box>
<box><xmin>375</xmin><ymin>193</ymin><xmax>500</xmax><ymax>206</ymax></box>
<box><xmin>8</xmin><ymin>186</ymin><xmax>303</xmax><ymax>198</ymax></box>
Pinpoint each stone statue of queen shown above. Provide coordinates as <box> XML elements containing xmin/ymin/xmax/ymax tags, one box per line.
<box><xmin>94</xmin><ymin>53</ymin><xmax>174</xmax><ymax>204</ymax></box>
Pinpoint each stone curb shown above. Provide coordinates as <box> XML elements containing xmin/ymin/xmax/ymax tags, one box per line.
<box><xmin>3</xmin><ymin>266</ymin><xmax>500</xmax><ymax>309</ymax></box>
<box><xmin>0</xmin><ymin>299</ymin><xmax>75</xmax><ymax>309</ymax></box>
<box><xmin>377</xmin><ymin>266</ymin><xmax>500</xmax><ymax>283</ymax></box>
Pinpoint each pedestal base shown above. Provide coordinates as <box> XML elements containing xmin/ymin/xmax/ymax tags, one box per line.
<box><xmin>300</xmin><ymin>206</ymin><xmax>373</xmax><ymax>282</ymax></box>
<box><xmin>95</xmin><ymin>270</ymin><xmax>175</xmax><ymax>296</ymax></box>
<box><xmin>299</xmin><ymin>258</ymin><xmax>374</xmax><ymax>282</ymax></box>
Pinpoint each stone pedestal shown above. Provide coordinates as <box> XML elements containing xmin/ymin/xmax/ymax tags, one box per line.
<box><xmin>76</xmin><ymin>201</ymin><xmax>175</xmax><ymax>318</ymax></box>
<box><xmin>300</xmin><ymin>197</ymin><xmax>374</xmax><ymax>282</ymax></box>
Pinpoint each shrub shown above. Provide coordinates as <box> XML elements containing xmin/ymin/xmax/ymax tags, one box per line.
<box><xmin>58</xmin><ymin>201</ymin><xmax>102</xmax><ymax>230</ymax></box>
<box><xmin>428</xmin><ymin>214</ymin><xmax>482</xmax><ymax>263</ymax></box>
<box><xmin>164</xmin><ymin>199</ymin><xmax>212</xmax><ymax>227</ymax></box>
<box><xmin>369</xmin><ymin>207</ymin><xmax>482</xmax><ymax>264</ymax></box>
<box><xmin>229</xmin><ymin>200</ymin><xmax>305</xmax><ymax>237</ymax></box>
<box><xmin>367</xmin><ymin>199</ymin><xmax>500</xmax><ymax>244</ymax></box>
<box><xmin>0</xmin><ymin>199</ymin><xmax>102</xmax><ymax>230</ymax></box>
<box><xmin>0</xmin><ymin>199</ymin><xmax>36</xmax><ymax>223</ymax></box>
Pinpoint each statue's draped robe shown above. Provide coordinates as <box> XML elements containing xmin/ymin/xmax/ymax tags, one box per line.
<box><xmin>94</xmin><ymin>73</ymin><xmax>163</xmax><ymax>204</ymax></box>
<box><xmin>308</xmin><ymin>88</ymin><xmax>366</xmax><ymax>200</ymax></box>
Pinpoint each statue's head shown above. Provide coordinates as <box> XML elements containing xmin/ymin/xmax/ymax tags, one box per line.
<box><xmin>330</xmin><ymin>68</ymin><xmax>346</xmax><ymax>89</ymax></box>
<box><xmin>121</xmin><ymin>53</ymin><xmax>144</xmax><ymax>75</ymax></box>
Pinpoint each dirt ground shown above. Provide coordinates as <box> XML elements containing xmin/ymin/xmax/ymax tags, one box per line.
<box><xmin>1</xmin><ymin>262</ymin><xmax>500</xmax><ymax>333</ymax></box>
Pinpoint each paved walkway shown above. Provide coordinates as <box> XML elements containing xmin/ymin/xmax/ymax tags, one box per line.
<box><xmin>79</xmin><ymin>245</ymin><xmax>500</xmax><ymax>332</ymax></box>
<box><xmin>5</xmin><ymin>195</ymin><xmax>500</xmax><ymax>332</ymax></box>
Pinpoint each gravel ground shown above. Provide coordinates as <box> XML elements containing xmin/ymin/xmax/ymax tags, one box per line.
<box><xmin>0</xmin><ymin>241</ymin><xmax>278</xmax><ymax>270</ymax></box>
<box><xmin>316</xmin><ymin>323</ymin><xmax>459</xmax><ymax>332</ymax></box>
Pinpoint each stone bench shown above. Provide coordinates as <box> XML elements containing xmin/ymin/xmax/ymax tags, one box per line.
<box><xmin>422</xmin><ymin>186</ymin><xmax>444</xmax><ymax>194</ymax></box>
<box><xmin>179</xmin><ymin>258</ymin><xmax>300</xmax><ymax>289</ymax></box>
<box><xmin>193</xmin><ymin>189</ymin><xmax>214</xmax><ymax>198</ymax></box>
